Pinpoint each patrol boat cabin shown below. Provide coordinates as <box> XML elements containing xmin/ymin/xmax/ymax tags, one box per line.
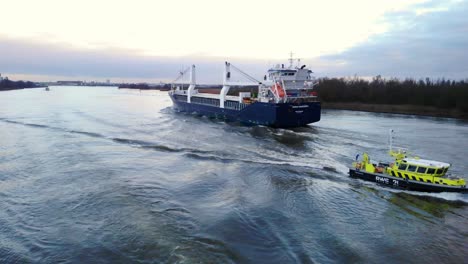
<box><xmin>385</xmin><ymin>149</ymin><xmax>457</xmax><ymax>185</ymax></box>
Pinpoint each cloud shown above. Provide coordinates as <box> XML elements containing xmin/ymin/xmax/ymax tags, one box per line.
<box><xmin>319</xmin><ymin>0</ymin><xmax>468</xmax><ymax>79</ymax></box>
<box><xmin>0</xmin><ymin>37</ymin><xmax>183</xmax><ymax>79</ymax></box>
<box><xmin>1</xmin><ymin>36</ymin><xmax>329</xmax><ymax>83</ymax></box>
<box><xmin>0</xmin><ymin>36</ymin><xmax>274</xmax><ymax>83</ymax></box>
<box><xmin>1</xmin><ymin>0</ymin><xmax>467</xmax><ymax>82</ymax></box>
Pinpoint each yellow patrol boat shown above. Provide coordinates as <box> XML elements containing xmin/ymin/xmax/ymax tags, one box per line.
<box><xmin>349</xmin><ymin>130</ymin><xmax>467</xmax><ymax>193</ymax></box>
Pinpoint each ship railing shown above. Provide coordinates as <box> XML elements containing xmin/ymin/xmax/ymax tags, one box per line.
<box><xmin>283</xmin><ymin>84</ymin><xmax>316</xmax><ymax>90</ymax></box>
<box><xmin>225</xmin><ymin>100</ymin><xmax>248</xmax><ymax>111</ymax></box>
<box><xmin>170</xmin><ymin>83</ymin><xmax>191</xmax><ymax>95</ymax></box>
<box><xmin>190</xmin><ymin>96</ymin><xmax>220</xmax><ymax>107</ymax></box>
<box><xmin>285</xmin><ymin>96</ymin><xmax>319</xmax><ymax>103</ymax></box>
<box><xmin>173</xmin><ymin>90</ymin><xmax>188</xmax><ymax>95</ymax></box>
<box><xmin>173</xmin><ymin>94</ymin><xmax>188</xmax><ymax>102</ymax></box>
<box><xmin>184</xmin><ymin>96</ymin><xmax>247</xmax><ymax>110</ymax></box>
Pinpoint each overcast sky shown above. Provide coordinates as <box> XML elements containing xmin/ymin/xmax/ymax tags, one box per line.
<box><xmin>0</xmin><ymin>0</ymin><xmax>467</xmax><ymax>83</ymax></box>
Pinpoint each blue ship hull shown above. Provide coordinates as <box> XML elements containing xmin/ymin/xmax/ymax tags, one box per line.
<box><xmin>169</xmin><ymin>94</ymin><xmax>321</xmax><ymax>128</ymax></box>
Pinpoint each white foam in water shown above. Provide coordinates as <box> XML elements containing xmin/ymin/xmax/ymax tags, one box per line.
<box><xmin>401</xmin><ymin>190</ymin><xmax>468</xmax><ymax>203</ymax></box>
<box><xmin>357</xmin><ymin>180</ymin><xmax>468</xmax><ymax>203</ymax></box>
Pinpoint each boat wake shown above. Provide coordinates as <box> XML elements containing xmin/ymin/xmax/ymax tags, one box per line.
<box><xmin>355</xmin><ymin>179</ymin><xmax>468</xmax><ymax>203</ymax></box>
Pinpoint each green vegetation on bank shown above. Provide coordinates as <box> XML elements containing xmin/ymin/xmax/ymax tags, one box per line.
<box><xmin>0</xmin><ymin>79</ymin><xmax>43</xmax><ymax>90</ymax></box>
<box><xmin>315</xmin><ymin>77</ymin><xmax>468</xmax><ymax>117</ymax></box>
<box><xmin>118</xmin><ymin>83</ymin><xmax>171</xmax><ymax>90</ymax></box>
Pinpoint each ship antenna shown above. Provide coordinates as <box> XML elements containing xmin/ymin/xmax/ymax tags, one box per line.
<box><xmin>388</xmin><ymin>129</ymin><xmax>394</xmax><ymax>153</ymax></box>
<box><xmin>289</xmin><ymin>51</ymin><xmax>294</xmax><ymax>68</ymax></box>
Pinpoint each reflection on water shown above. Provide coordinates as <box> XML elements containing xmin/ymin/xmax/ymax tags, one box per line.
<box><xmin>0</xmin><ymin>86</ymin><xmax>467</xmax><ymax>263</ymax></box>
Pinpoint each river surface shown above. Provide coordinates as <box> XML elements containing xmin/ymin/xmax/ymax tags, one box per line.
<box><xmin>1</xmin><ymin>86</ymin><xmax>467</xmax><ymax>263</ymax></box>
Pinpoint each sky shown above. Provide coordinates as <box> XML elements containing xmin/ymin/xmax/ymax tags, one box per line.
<box><xmin>0</xmin><ymin>0</ymin><xmax>467</xmax><ymax>83</ymax></box>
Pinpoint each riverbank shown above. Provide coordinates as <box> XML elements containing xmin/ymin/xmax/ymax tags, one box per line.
<box><xmin>119</xmin><ymin>87</ymin><xmax>170</xmax><ymax>91</ymax></box>
<box><xmin>118</xmin><ymin>83</ymin><xmax>171</xmax><ymax>91</ymax></box>
<box><xmin>0</xmin><ymin>86</ymin><xmax>48</xmax><ymax>92</ymax></box>
<box><xmin>0</xmin><ymin>87</ymin><xmax>23</xmax><ymax>91</ymax></box>
<box><xmin>322</xmin><ymin>102</ymin><xmax>468</xmax><ymax>119</ymax></box>
<box><xmin>1</xmin><ymin>79</ymin><xmax>46</xmax><ymax>91</ymax></box>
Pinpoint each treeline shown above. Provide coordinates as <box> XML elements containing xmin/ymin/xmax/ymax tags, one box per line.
<box><xmin>119</xmin><ymin>83</ymin><xmax>150</xmax><ymax>89</ymax></box>
<box><xmin>118</xmin><ymin>83</ymin><xmax>171</xmax><ymax>90</ymax></box>
<box><xmin>0</xmin><ymin>79</ymin><xmax>41</xmax><ymax>90</ymax></box>
<box><xmin>315</xmin><ymin>77</ymin><xmax>468</xmax><ymax>112</ymax></box>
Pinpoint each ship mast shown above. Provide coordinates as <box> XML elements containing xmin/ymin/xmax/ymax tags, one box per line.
<box><xmin>288</xmin><ymin>51</ymin><xmax>294</xmax><ymax>68</ymax></box>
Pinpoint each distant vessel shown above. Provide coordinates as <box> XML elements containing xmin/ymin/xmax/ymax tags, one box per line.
<box><xmin>168</xmin><ymin>56</ymin><xmax>320</xmax><ymax>128</ymax></box>
<box><xmin>349</xmin><ymin>130</ymin><xmax>467</xmax><ymax>193</ymax></box>
<box><xmin>45</xmin><ymin>87</ymin><xmax>50</xmax><ymax>91</ymax></box>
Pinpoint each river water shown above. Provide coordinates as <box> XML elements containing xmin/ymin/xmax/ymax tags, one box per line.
<box><xmin>1</xmin><ymin>86</ymin><xmax>467</xmax><ymax>263</ymax></box>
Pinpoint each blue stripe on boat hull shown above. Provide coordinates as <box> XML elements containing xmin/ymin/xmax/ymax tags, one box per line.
<box><xmin>169</xmin><ymin>94</ymin><xmax>321</xmax><ymax>128</ymax></box>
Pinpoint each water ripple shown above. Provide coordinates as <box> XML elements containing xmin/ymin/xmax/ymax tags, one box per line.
<box><xmin>1</xmin><ymin>87</ymin><xmax>467</xmax><ymax>263</ymax></box>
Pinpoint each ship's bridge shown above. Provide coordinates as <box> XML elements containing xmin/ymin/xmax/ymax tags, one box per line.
<box><xmin>267</xmin><ymin>65</ymin><xmax>315</xmax><ymax>90</ymax></box>
<box><xmin>267</xmin><ymin>68</ymin><xmax>312</xmax><ymax>80</ymax></box>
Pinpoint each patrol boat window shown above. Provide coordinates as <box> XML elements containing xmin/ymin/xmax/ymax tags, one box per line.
<box><xmin>427</xmin><ymin>168</ymin><xmax>436</xmax><ymax>174</ymax></box>
<box><xmin>436</xmin><ymin>168</ymin><xmax>443</xmax><ymax>174</ymax></box>
<box><xmin>443</xmin><ymin>167</ymin><xmax>448</xmax><ymax>173</ymax></box>
<box><xmin>417</xmin><ymin>167</ymin><xmax>427</xmax><ymax>174</ymax></box>
<box><xmin>398</xmin><ymin>164</ymin><xmax>408</xmax><ymax>170</ymax></box>
<box><xmin>407</xmin><ymin>165</ymin><xmax>417</xmax><ymax>172</ymax></box>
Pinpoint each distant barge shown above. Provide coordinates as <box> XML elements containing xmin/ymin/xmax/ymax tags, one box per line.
<box><xmin>168</xmin><ymin>57</ymin><xmax>321</xmax><ymax>128</ymax></box>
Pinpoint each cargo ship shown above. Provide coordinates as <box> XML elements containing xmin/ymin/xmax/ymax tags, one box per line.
<box><xmin>168</xmin><ymin>57</ymin><xmax>320</xmax><ymax>128</ymax></box>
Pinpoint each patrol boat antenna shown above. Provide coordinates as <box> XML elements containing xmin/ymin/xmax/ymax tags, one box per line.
<box><xmin>389</xmin><ymin>129</ymin><xmax>393</xmax><ymax>153</ymax></box>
